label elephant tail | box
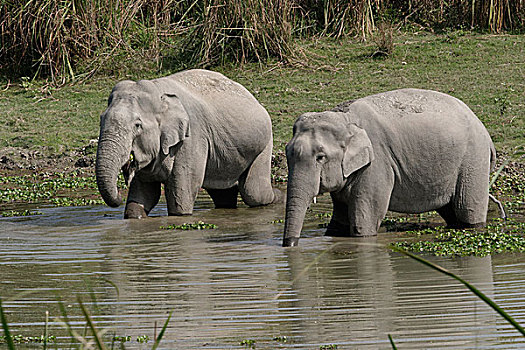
[489,141,497,172]
[488,141,507,220]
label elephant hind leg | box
[440,165,490,228]
[438,202,487,228]
[437,202,459,227]
[238,139,278,207]
[206,186,239,208]
[450,163,490,227]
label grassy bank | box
[1,32,524,154]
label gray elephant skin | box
[283,88,497,247]
[96,69,279,218]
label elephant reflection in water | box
[277,239,497,347]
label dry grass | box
[0,0,523,84]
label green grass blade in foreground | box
[0,298,16,350]
[78,297,108,350]
[152,311,173,350]
[391,246,525,337]
[388,334,397,349]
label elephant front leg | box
[125,180,161,219]
[165,161,205,216]
[347,175,393,237]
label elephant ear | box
[159,93,190,155]
[342,124,374,177]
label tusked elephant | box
[283,88,503,247]
[96,69,280,219]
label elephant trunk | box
[283,166,320,247]
[96,136,128,207]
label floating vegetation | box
[137,335,150,343]
[271,219,284,224]
[320,344,338,350]
[240,339,256,348]
[160,221,217,230]
[113,335,131,342]
[0,171,109,207]
[1,210,42,217]
[113,335,149,344]
[0,334,55,344]
[273,335,288,342]
[392,220,525,256]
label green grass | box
[0,32,523,155]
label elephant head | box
[282,112,374,246]
[96,79,190,207]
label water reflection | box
[0,192,524,349]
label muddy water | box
[1,193,525,349]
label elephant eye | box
[134,121,142,130]
[316,153,326,162]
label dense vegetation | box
[1,0,524,83]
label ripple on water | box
[1,193,525,349]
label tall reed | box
[1,0,523,83]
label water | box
[1,193,525,349]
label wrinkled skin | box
[96,69,279,218]
[283,88,497,247]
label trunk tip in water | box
[282,236,299,247]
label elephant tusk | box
[313,196,317,204]
[122,153,138,187]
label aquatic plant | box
[240,338,256,348]
[137,334,150,343]
[320,344,338,350]
[160,221,217,230]
[1,210,42,217]
[112,335,131,342]
[392,220,525,256]
[0,171,108,208]
[273,335,288,342]
[0,334,56,344]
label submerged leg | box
[325,194,350,236]
[125,180,161,219]
[206,186,239,208]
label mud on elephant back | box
[282,88,506,247]
[95,69,281,219]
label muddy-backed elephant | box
[96,69,280,218]
[283,88,500,246]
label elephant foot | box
[124,202,148,219]
[325,220,351,237]
[349,224,378,237]
[271,188,284,204]
[168,211,193,216]
[446,221,486,229]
